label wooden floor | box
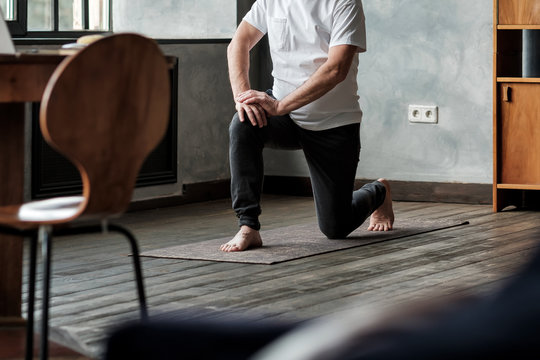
[11,195,540,358]
[0,328,90,360]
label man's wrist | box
[275,101,289,116]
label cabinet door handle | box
[503,85,512,102]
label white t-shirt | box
[243,0,366,131]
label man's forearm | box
[227,21,267,127]
[236,60,347,117]
[277,62,347,114]
[227,41,251,98]
[236,44,358,116]
[227,21,264,99]
[277,45,357,114]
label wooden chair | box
[0,33,170,360]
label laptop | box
[0,7,16,54]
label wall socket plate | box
[408,105,438,124]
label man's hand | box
[236,101,267,128]
[236,90,284,118]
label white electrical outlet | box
[408,105,438,124]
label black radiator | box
[31,57,179,199]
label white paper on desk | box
[0,8,16,55]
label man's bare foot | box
[368,178,395,231]
[220,225,263,252]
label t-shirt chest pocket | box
[268,17,288,51]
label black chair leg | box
[52,223,149,322]
[39,226,52,360]
[109,224,148,322]
[25,234,38,360]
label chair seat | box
[0,196,84,228]
[19,196,85,222]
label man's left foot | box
[220,226,263,252]
[368,178,395,231]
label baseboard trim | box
[263,176,493,205]
[128,179,231,212]
[128,176,492,211]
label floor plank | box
[0,327,90,360]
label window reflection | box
[28,0,52,30]
[1,0,16,20]
[59,0,82,30]
[26,0,109,31]
[89,0,108,30]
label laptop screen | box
[0,8,16,55]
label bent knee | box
[319,224,349,240]
[229,113,241,134]
[229,112,256,139]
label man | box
[221,0,394,252]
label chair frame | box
[0,222,148,360]
[0,32,170,360]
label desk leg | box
[0,103,25,325]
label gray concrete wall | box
[264,0,493,185]
[111,1,238,201]
[112,0,236,39]
[134,42,234,201]
[22,0,493,203]
[142,0,495,204]
[164,43,234,185]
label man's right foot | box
[368,178,395,232]
[220,225,263,252]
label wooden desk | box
[0,53,65,324]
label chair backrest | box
[40,33,170,218]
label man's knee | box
[318,221,349,240]
[229,112,255,140]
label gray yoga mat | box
[140,218,469,265]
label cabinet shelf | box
[497,184,540,190]
[497,77,540,83]
[498,25,540,30]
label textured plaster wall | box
[126,0,494,203]
[112,0,236,39]
[166,44,234,185]
[112,3,237,200]
[134,43,234,201]
[265,0,493,184]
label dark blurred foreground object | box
[105,316,297,360]
[106,246,540,360]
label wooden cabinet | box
[499,83,540,184]
[494,0,540,211]
[498,0,540,25]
